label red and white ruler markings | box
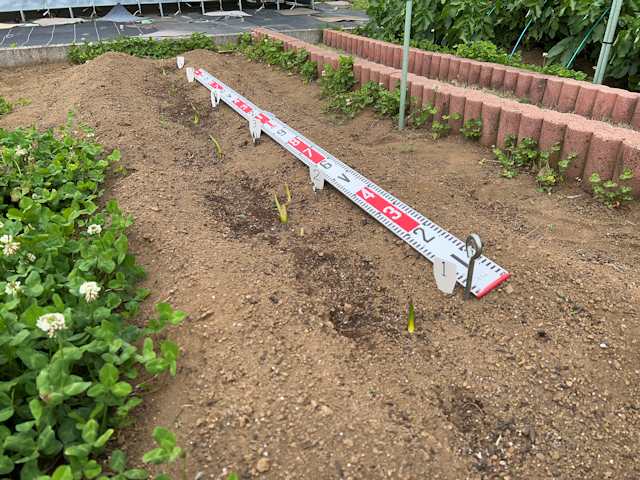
[194,69,510,297]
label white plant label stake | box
[433,257,457,294]
[186,67,195,83]
[249,117,261,144]
[191,69,511,297]
[310,166,324,190]
[177,56,185,69]
[211,89,220,110]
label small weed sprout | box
[275,195,288,223]
[192,105,199,124]
[460,117,483,139]
[590,169,634,206]
[286,184,292,203]
[162,59,167,76]
[171,86,177,94]
[432,112,460,140]
[160,112,167,127]
[407,300,415,333]
[209,135,224,158]
[409,100,436,128]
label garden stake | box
[464,234,483,301]
[398,0,413,131]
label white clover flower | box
[1,235,20,255]
[5,281,22,295]
[86,133,95,138]
[346,98,352,106]
[542,52,549,58]
[24,252,36,263]
[321,70,326,77]
[32,193,37,199]
[79,281,101,302]
[87,224,102,235]
[431,29,435,33]
[15,147,26,156]
[36,313,67,338]
[433,84,440,93]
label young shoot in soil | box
[209,135,224,158]
[275,195,288,223]
[286,184,292,203]
[407,300,415,333]
[192,105,199,124]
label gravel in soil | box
[1,50,640,480]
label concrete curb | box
[253,27,640,195]
[0,28,327,68]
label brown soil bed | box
[1,50,640,480]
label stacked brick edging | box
[325,30,640,130]
[251,28,640,195]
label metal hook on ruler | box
[464,234,483,301]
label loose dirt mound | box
[2,50,640,479]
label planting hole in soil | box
[1,48,639,479]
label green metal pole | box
[593,0,623,85]
[398,0,413,131]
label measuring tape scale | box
[194,69,510,297]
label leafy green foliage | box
[460,117,483,139]
[67,32,217,64]
[0,113,185,479]
[0,97,13,115]
[319,56,358,98]
[236,35,317,83]
[493,135,574,194]
[432,112,460,139]
[323,80,403,120]
[408,98,436,128]
[590,169,635,205]
[362,0,640,84]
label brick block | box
[408,48,417,73]
[557,79,581,113]
[514,72,534,99]
[362,39,370,60]
[410,78,428,112]
[330,56,340,72]
[611,92,637,125]
[413,51,425,76]
[496,104,523,149]
[528,74,547,105]
[353,60,364,90]
[490,66,506,90]
[369,66,381,85]
[378,67,394,90]
[430,54,442,80]
[468,61,482,86]
[421,52,433,78]
[562,121,593,180]
[457,59,472,84]
[434,89,451,123]
[517,105,545,144]
[448,58,461,83]
[380,44,390,66]
[438,55,451,81]
[340,33,349,51]
[347,35,355,54]
[583,130,623,182]
[479,99,503,147]
[372,42,382,63]
[359,62,371,86]
[479,64,494,89]
[448,91,466,132]
[574,84,598,118]
[614,138,640,194]
[463,97,483,128]
[591,87,618,121]
[356,37,365,57]
[421,83,438,110]
[389,71,403,92]
[539,112,567,166]
[322,29,330,45]
[503,68,519,93]
[632,96,640,129]
[541,78,564,109]
[393,46,403,69]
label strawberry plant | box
[590,169,635,206]
[460,117,483,139]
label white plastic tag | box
[186,67,194,83]
[249,117,261,143]
[310,166,324,190]
[211,89,220,108]
[433,257,457,294]
[177,56,184,69]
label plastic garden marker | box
[310,166,324,203]
[433,257,457,294]
[177,56,184,69]
[186,67,195,83]
[464,234,483,301]
[192,69,511,297]
[249,117,261,144]
[211,90,220,110]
